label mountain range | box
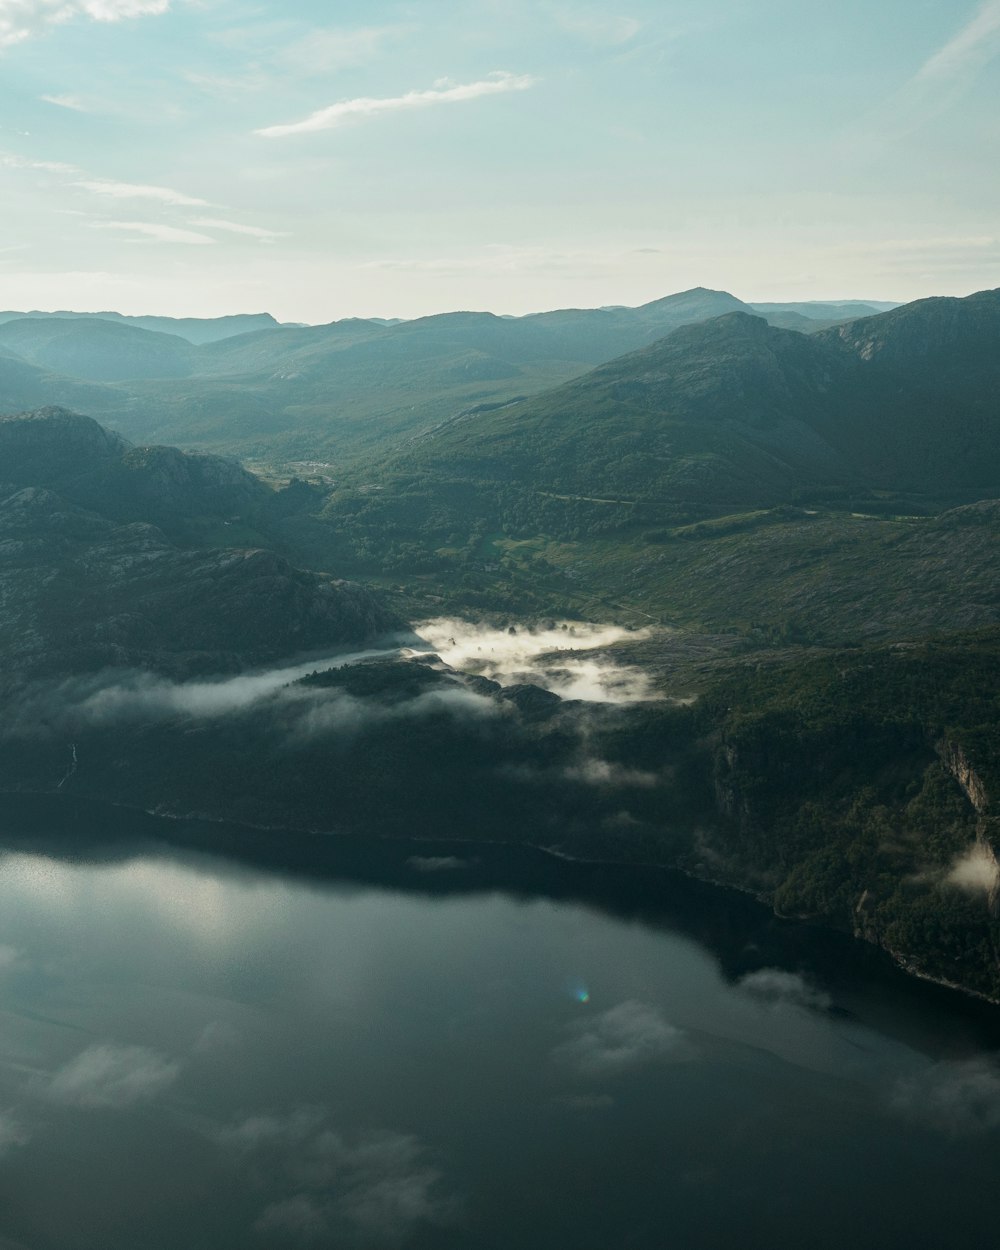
[0,289,892,464]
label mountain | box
[0,316,196,382]
[375,288,1000,507]
[0,409,393,684]
[0,406,269,535]
[0,310,280,344]
[0,343,126,417]
[750,300,896,319]
[98,288,759,459]
[298,290,1000,639]
[0,288,870,466]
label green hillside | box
[0,317,196,381]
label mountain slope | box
[0,317,196,381]
[380,288,1000,506]
[0,409,393,684]
[0,407,270,535]
[0,346,126,418]
[298,290,1000,635]
[0,310,280,344]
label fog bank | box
[414,619,656,703]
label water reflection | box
[1,793,1000,1249]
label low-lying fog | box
[7,619,659,738]
[413,618,656,704]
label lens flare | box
[565,977,590,1004]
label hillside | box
[300,290,998,592]
[0,344,126,417]
[390,289,1000,504]
[0,409,393,685]
[0,317,196,381]
[0,310,280,344]
[0,406,273,538]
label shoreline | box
[1,785,998,1013]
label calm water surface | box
[1,796,1000,1250]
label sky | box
[0,0,998,322]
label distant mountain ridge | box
[0,317,196,381]
[0,310,280,344]
[0,289,893,464]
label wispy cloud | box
[552,1000,689,1077]
[40,93,91,112]
[551,6,641,46]
[73,178,209,206]
[871,1,1000,139]
[188,216,287,240]
[0,151,80,174]
[0,0,170,49]
[0,1113,28,1155]
[90,220,216,245]
[43,1042,180,1110]
[892,1056,1000,1135]
[256,71,537,139]
[736,968,831,1012]
[277,23,410,77]
[217,1108,459,1246]
[914,0,1000,85]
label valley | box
[1,288,999,1007]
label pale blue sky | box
[1,0,998,320]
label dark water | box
[1,796,1000,1250]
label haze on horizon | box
[1,0,998,323]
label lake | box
[1,794,999,1249]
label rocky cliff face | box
[938,739,991,815]
[937,738,1000,917]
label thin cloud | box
[90,220,216,245]
[256,71,537,139]
[217,1109,459,1246]
[40,93,91,111]
[0,945,23,973]
[188,216,287,240]
[0,0,170,49]
[892,1057,1000,1135]
[871,1,1000,139]
[43,1042,181,1110]
[0,151,80,173]
[553,1000,688,1077]
[277,23,410,77]
[73,178,209,206]
[737,968,832,1012]
[915,0,1000,84]
[0,1113,28,1155]
[551,6,641,46]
